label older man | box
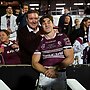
[17,10,42,90]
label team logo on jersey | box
[58,41,62,46]
[41,44,45,49]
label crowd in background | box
[0,3,90,65]
[0,2,90,90]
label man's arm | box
[32,53,47,74]
[58,48,74,69]
[16,13,24,25]
[32,53,58,78]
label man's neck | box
[27,25,39,33]
[6,12,13,16]
[44,30,56,39]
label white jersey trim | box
[34,52,41,54]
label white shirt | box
[1,14,18,40]
[27,25,39,33]
[73,37,89,64]
[88,26,90,42]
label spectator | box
[32,14,74,90]
[1,5,18,41]
[59,15,72,42]
[73,37,90,64]
[17,10,42,90]
[16,3,29,29]
[80,17,90,41]
[80,17,90,64]
[70,19,81,45]
[73,19,80,30]
[14,7,20,16]
[73,17,90,64]
[0,30,21,64]
[0,44,5,64]
[58,8,72,32]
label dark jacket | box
[58,14,72,30]
[16,13,27,29]
[17,25,42,64]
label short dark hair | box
[6,5,13,9]
[0,30,10,36]
[40,14,53,25]
[22,3,29,8]
[26,10,39,18]
[80,17,90,27]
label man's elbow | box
[70,56,74,65]
[32,62,35,68]
[32,61,38,70]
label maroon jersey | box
[0,41,21,64]
[34,33,72,66]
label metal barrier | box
[67,79,86,90]
[0,64,90,90]
[67,64,90,90]
[0,79,11,90]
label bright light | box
[29,4,39,6]
[74,3,83,5]
[36,8,39,9]
[87,3,90,5]
[56,7,64,9]
[56,3,66,6]
[30,8,35,10]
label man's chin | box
[30,26,37,30]
[44,31,50,34]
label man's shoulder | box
[18,25,27,32]
[56,33,68,40]
[1,14,6,18]
[57,33,65,37]
[10,14,17,19]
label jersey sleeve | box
[61,33,72,49]
[33,38,43,55]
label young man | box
[1,5,18,40]
[32,15,74,90]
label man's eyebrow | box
[42,19,50,22]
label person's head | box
[15,8,20,15]
[74,19,80,25]
[40,14,54,34]
[22,3,29,14]
[0,30,10,43]
[64,8,70,14]
[81,17,90,28]
[26,10,39,30]
[64,15,70,24]
[6,5,13,15]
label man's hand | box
[11,44,19,49]
[0,47,4,53]
[44,68,58,78]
